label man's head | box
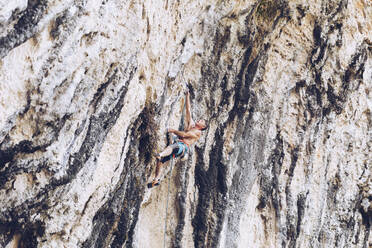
[195,120,207,131]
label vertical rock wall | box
[0,0,371,247]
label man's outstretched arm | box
[168,128,196,139]
[185,91,194,130]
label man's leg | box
[157,143,177,159]
[152,160,163,185]
[152,144,179,186]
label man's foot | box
[147,178,160,188]
[152,178,160,187]
[155,153,161,160]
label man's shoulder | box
[188,127,200,132]
[184,128,200,137]
[190,128,202,136]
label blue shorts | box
[160,142,188,163]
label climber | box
[149,90,207,187]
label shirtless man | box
[150,91,207,187]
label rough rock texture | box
[0,0,371,247]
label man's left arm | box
[185,91,195,130]
[168,128,197,139]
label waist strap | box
[176,141,188,156]
[179,140,189,148]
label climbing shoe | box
[155,153,161,160]
[147,179,160,188]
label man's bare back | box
[168,126,202,146]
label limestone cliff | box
[0,0,371,247]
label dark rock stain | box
[0,140,49,188]
[192,125,228,248]
[192,18,265,246]
[18,221,45,248]
[0,0,48,58]
[50,10,69,39]
[82,100,158,247]
[137,104,159,164]
[0,214,45,248]
[191,2,290,246]
[173,159,190,248]
[257,133,284,242]
[296,5,307,22]
[211,25,231,65]
[355,188,371,248]
[285,147,300,247]
[296,193,307,240]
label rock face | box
[0,0,371,247]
